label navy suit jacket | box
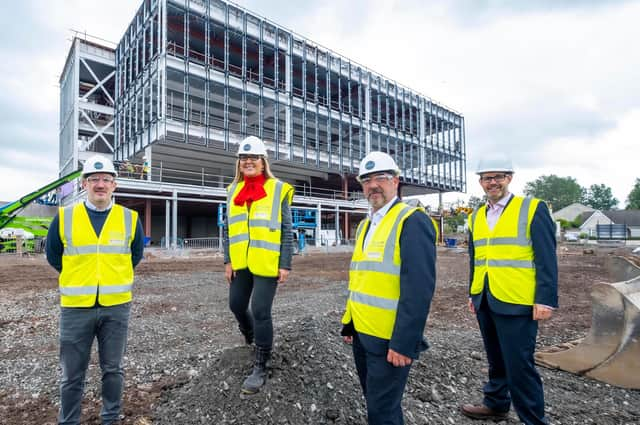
[468,197,558,315]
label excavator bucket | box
[535,255,640,389]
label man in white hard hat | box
[341,151,437,425]
[46,154,145,425]
[460,155,558,425]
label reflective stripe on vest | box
[59,283,133,296]
[474,259,535,268]
[349,290,399,311]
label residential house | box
[552,203,594,222]
[579,210,640,238]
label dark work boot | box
[241,346,270,394]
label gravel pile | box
[152,311,640,425]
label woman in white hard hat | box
[222,135,294,394]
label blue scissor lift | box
[291,209,318,254]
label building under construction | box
[58,0,466,248]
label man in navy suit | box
[460,156,558,425]
[341,151,437,425]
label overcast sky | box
[1,0,638,209]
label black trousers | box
[228,268,278,349]
[476,295,548,425]
[352,332,411,425]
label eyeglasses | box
[239,154,261,161]
[479,174,509,183]
[358,174,394,185]
[86,176,115,184]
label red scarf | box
[234,174,267,207]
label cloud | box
[1,0,639,210]
[0,0,139,201]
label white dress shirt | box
[363,196,398,249]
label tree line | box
[463,176,640,211]
[522,175,640,211]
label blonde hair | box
[232,155,276,183]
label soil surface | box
[1,246,639,424]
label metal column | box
[335,204,340,246]
[145,199,152,237]
[315,203,322,247]
[165,199,170,248]
[171,189,178,248]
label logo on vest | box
[108,231,125,245]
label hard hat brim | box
[476,169,514,175]
[358,169,400,179]
[82,171,118,177]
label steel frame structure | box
[58,0,466,246]
[113,0,466,195]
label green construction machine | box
[0,170,81,253]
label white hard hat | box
[476,155,514,175]
[82,155,117,177]
[238,136,268,157]
[358,151,400,178]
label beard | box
[367,189,388,208]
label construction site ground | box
[1,245,639,425]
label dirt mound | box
[154,313,366,424]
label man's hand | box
[468,298,475,314]
[533,304,553,321]
[387,349,412,367]
[343,336,353,344]
[224,263,235,284]
[277,268,289,284]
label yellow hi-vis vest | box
[468,196,540,306]
[226,178,294,277]
[59,203,137,307]
[342,202,423,340]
